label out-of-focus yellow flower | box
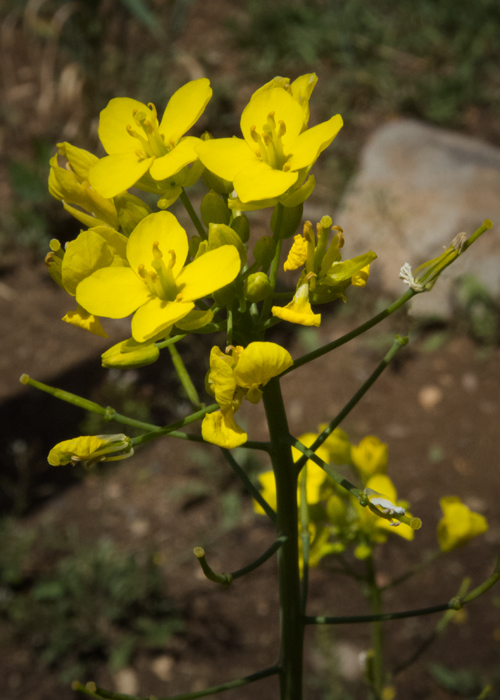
[203,342,293,449]
[89,79,212,198]
[195,77,342,204]
[351,264,371,288]
[351,436,388,482]
[317,425,352,465]
[271,280,321,327]
[437,496,488,552]
[76,212,240,342]
[48,434,133,466]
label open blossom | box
[195,77,342,204]
[89,79,212,198]
[76,211,240,342]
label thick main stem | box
[262,377,303,700]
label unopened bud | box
[208,223,246,266]
[200,191,230,227]
[114,193,152,235]
[102,339,159,368]
[253,236,276,267]
[271,203,304,239]
[230,215,250,243]
[243,272,272,302]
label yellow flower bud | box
[101,338,160,368]
[243,272,271,302]
[48,434,133,466]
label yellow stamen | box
[138,264,157,295]
[152,241,162,259]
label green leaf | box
[322,251,377,287]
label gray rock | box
[335,119,500,318]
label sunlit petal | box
[89,153,154,198]
[286,115,343,171]
[195,138,258,182]
[126,211,188,278]
[132,297,194,342]
[241,88,303,148]
[150,137,201,180]
[159,78,212,142]
[98,98,153,154]
[234,161,297,203]
[176,245,240,300]
[77,267,149,318]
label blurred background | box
[1,0,500,698]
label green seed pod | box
[114,193,152,236]
[102,339,159,369]
[208,223,246,266]
[230,214,250,243]
[200,191,230,227]
[243,272,272,302]
[271,202,303,239]
[253,236,276,267]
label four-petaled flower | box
[76,211,240,342]
[195,85,342,203]
[89,79,212,198]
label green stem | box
[260,202,284,323]
[287,436,364,502]
[366,554,384,697]
[156,334,188,349]
[193,536,287,586]
[73,665,281,700]
[220,448,276,524]
[304,604,451,625]
[281,289,415,376]
[295,335,408,472]
[381,550,441,590]
[168,343,202,409]
[299,464,310,614]
[180,188,207,240]
[262,377,303,700]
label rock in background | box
[335,119,500,318]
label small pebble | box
[418,385,443,409]
[151,655,174,682]
[114,668,138,695]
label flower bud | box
[102,338,159,368]
[271,202,303,239]
[230,215,250,243]
[57,142,98,181]
[48,434,133,466]
[208,223,246,266]
[212,283,237,307]
[114,193,152,235]
[200,191,230,227]
[243,272,272,302]
[253,236,276,267]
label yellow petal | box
[91,226,128,264]
[77,267,150,318]
[126,211,188,278]
[62,230,114,296]
[290,73,318,129]
[98,97,153,154]
[195,137,258,182]
[201,410,247,449]
[366,474,397,503]
[149,137,201,180]
[131,297,194,342]
[62,305,108,337]
[271,282,321,327]
[234,161,298,203]
[233,342,293,389]
[240,87,303,148]
[175,309,214,331]
[351,436,388,481]
[286,115,343,172]
[208,347,237,409]
[159,78,212,143]
[284,234,308,271]
[176,245,240,301]
[89,153,154,199]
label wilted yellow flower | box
[271,281,321,327]
[437,496,488,552]
[203,342,293,449]
[48,434,133,466]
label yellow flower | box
[46,226,130,337]
[437,496,488,552]
[48,434,133,466]
[89,79,212,198]
[202,342,293,449]
[317,425,351,465]
[351,436,388,482]
[271,280,321,327]
[195,78,342,204]
[76,211,240,342]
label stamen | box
[147,103,158,121]
[168,249,176,269]
[277,120,286,137]
[137,264,157,295]
[283,163,291,172]
[250,126,268,163]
